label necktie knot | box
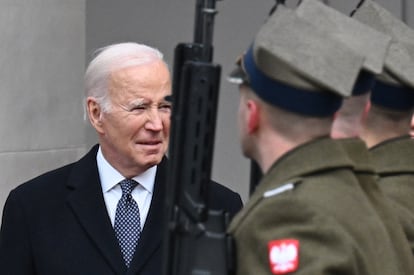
[119,179,138,195]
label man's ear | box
[246,99,260,134]
[86,97,104,134]
[410,114,414,139]
[361,99,371,123]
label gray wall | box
[1,0,413,218]
[0,0,86,218]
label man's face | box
[411,115,414,138]
[97,60,171,177]
[238,84,254,158]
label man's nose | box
[145,109,163,131]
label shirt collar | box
[97,146,156,194]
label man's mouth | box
[140,140,162,145]
[136,140,163,149]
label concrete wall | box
[1,0,413,219]
[0,0,86,217]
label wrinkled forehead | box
[111,59,169,79]
[110,60,169,85]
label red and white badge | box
[268,239,299,274]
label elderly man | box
[0,42,242,275]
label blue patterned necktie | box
[114,179,141,268]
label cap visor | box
[227,66,247,84]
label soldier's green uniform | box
[339,138,414,274]
[298,7,413,271]
[228,138,396,274]
[370,136,414,255]
[352,0,414,263]
[227,2,405,274]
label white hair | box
[84,42,165,114]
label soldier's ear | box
[247,99,260,134]
[361,99,371,123]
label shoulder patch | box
[268,239,299,274]
[263,183,295,198]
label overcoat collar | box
[65,145,167,274]
[66,145,126,274]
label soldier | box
[226,4,399,275]
[352,0,414,258]
[296,1,414,274]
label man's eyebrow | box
[129,98,147,106]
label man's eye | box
[159,104,172,110]
[131,105,146,111]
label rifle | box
[162,0,235,275]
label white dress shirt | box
[96,146,156,228]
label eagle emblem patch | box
[268,239,299,274]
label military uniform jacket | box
[228,137,394,275]
[370,136,414,258]
[339,138,414,274]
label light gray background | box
[1,0,413,219]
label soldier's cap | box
[228,5,365,117]
[352,0,414,110]
[296,0,391,96]
[370,77,414,111]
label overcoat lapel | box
[128,157,168,274]
[66,145,127,275]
